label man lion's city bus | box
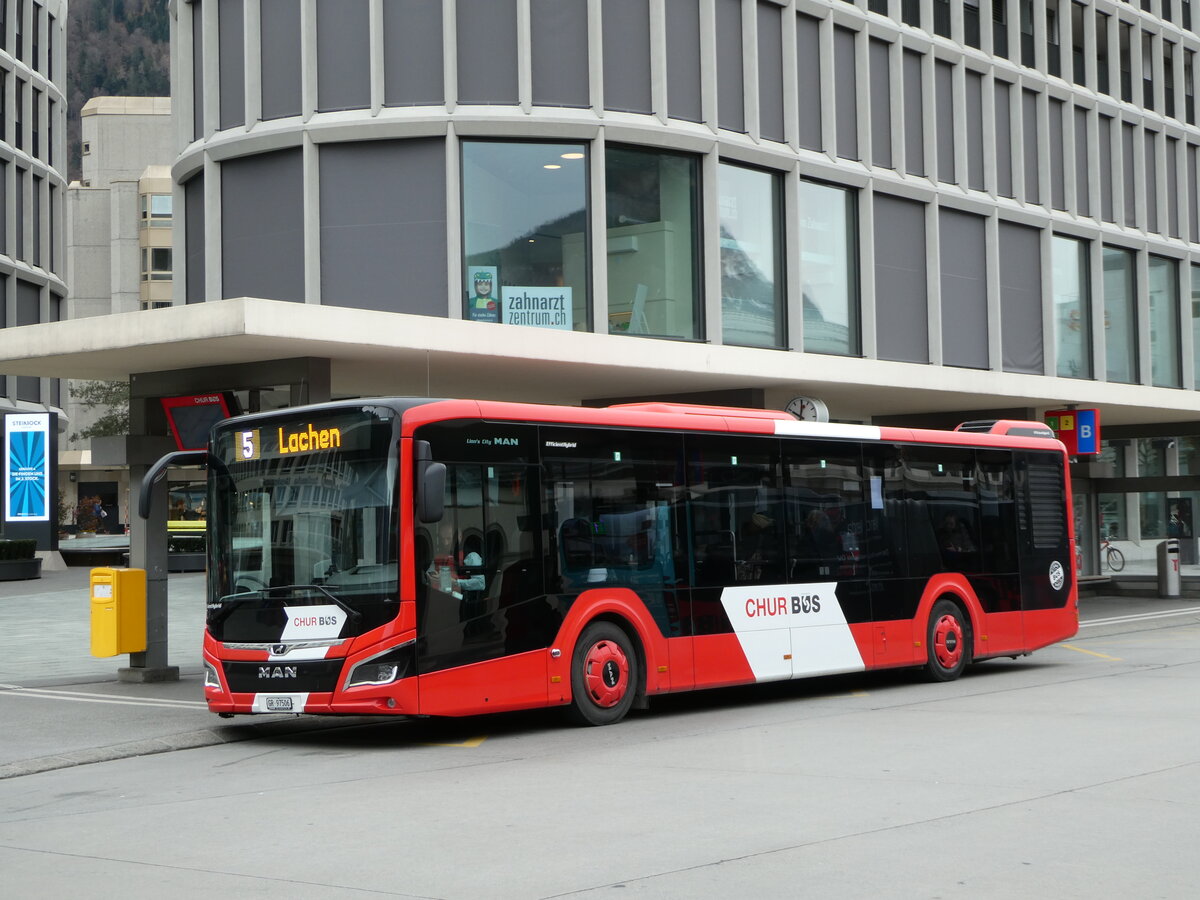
[141,399,1078,726]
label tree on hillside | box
[67,0,171,178]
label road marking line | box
[420,736,488,748]
[1059,643,1123,661]
[0,684,205,709]
[1081,607,1200,628]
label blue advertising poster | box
[5,413,50,522]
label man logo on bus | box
[258,666,298,679]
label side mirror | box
[415,441,445,523]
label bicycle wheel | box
[1107,547,1125,572]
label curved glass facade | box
[173,0,1200,396]
[0,0,67,413]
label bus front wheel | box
[925,599,971,682]
[568,622,638,726]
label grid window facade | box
[167,0,1200,392]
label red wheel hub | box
[582,639,629,708]
[933,614,964,669]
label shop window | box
[605,146,702,340]
[461,141,589,332]
[718,162,784,349]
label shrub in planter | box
[0,539,41,580]
[0,539,37,561]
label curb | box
[0,715,381,780]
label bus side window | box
[687,434,784,586]
[784,442,865,583]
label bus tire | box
[925,599,971,682]
[568,622,638,726]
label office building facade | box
[0,0,66,419]
[162,0,1200,567]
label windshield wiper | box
[211,584,364,628]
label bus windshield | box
[208,407,400,642]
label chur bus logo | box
[258,665,298,679]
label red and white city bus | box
[142,399,1078,725]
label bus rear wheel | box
[568,622,638,726]
[925,599,971,682]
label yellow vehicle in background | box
[168,482,207,556]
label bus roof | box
[387,398,1067,454]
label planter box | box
[0,558,42,581]
[168,552,206,573]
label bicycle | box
[1101,538,1125,572]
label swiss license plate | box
[264,696,294,712]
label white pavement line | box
[1079,607,1200,628]
[0,684,205,709]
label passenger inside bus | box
[938,512,975,553]
[792,508,840,580]
[425,520,487,598]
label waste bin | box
[1157,539,1181,599]
[90,567,147,657]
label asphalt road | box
[0,586,1197,898]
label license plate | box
[264,696,294,712]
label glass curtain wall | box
[799,179,859,355]
[1149,255,1181,387]
[605,147,702,340]
[1052,235,1091,378]
[1097,440,1127,542]
[718,163,784,348]
[461,142,589,331]
[1103,246,1137,383]
[1193,263,1200,387]
[1138,438,1168,538]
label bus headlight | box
[204,662,222,689]
[345,642,415,688]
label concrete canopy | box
[3,297,1198,425]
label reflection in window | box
[1179,437,1200,475]
[461,141,589,332]
[1096,11,1110,95]
[1149,255,1181,387]
[1192,263,1200,387]
[800,179,859,356]
[718,163,784,348]
[964,0,981,49]
[1103,246,1137,384]
[1098,492,1126,539]
[1137,437,1167,477]
[1052,235,1090,378]
[140,193,173,228]
[141,247,173,281]
[605,147,701,340]
[691,436,786,587]
[994,0,1009,59]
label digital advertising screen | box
[4,413,51,522]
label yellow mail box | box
[90,567,147,657]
